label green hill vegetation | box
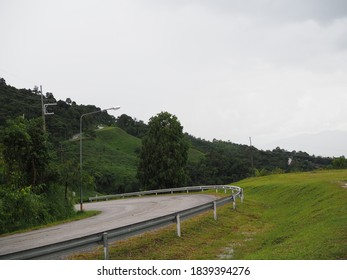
[1,78,346,235]
[62,127,141,195]
[71,170,347,260]
[0,78,115,143]
[1,78,338,194]
[61,126,209,196]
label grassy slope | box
[71,170,347,260]
[65,126,204,183]
[236,170,347,259]
[83,127,141,178]
[188,147,205,164]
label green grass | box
[83,127,141,176]
[70,170,347,260]
[188,147,205,163]
[236,170,347,259]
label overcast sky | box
[1,0,347,157]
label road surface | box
[0,194,216,255]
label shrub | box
[0,184,75,234]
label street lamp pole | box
[79,106,120,211]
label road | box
[0,194,216,256]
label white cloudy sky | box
[1,0,347,157]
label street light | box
[79,106,121,211]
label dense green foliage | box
[0,79,115,143]
[0,112,75,234]
[115,114,148,138]
[185,136,333,185]
[137,112,189,190]
[332,156,347,169]
[2,117,49,188]
[0,184,75,234]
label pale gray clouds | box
[1,0,347,156]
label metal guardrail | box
[0,185,243,260]
[88,185,243,201]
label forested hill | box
[0,78,340,235]
[0,78,336,191]
[0,78,114,142]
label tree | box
[137,112,189,190]
[332,156,347,169]
[2,117,49,189]
[0,77,6,86]
[116,114,148,138]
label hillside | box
[0,79,115,142]
[62,127,141,195]
[71,170,347,260]
[0,79,339,195]
[61,126,205,196]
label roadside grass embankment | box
[70,170,347,260]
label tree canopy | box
[2,117,49,189]
[0,81,115,143]
[137,112,189,190]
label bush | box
[42,184,75,220]
[332,156,347,169]
[0,184,75,234]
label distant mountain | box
[268,131,347,157]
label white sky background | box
[1,0,347,157]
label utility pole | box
[249,137,254,173]
[40,85,46,132]
[40,85,57,133]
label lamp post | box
[79,106,121,211]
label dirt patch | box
[218,232,257,259]
[217,246,235,259]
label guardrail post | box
[103,232,109,260]
[232,195,236,210]
[176,214,181,237]
[213,201,217,220]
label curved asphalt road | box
[0,194,216,255]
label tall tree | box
[2,117,49,189]
[137,112,189,190]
